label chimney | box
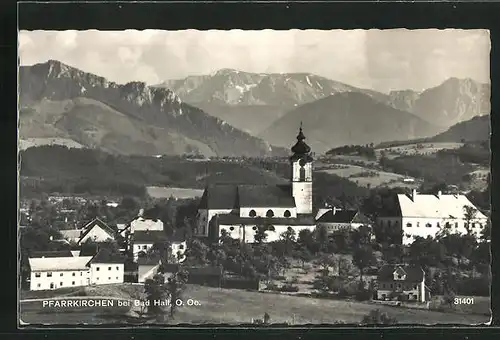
[138,208,144,217]
[412,189,417,201]
[437,191,442,199]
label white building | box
[28,249,125,291]
[375,264,430,303]
[29,256,93,291]
[77,218,117,245]
[131,230,187,262]
[195,126,316,243]
[119,210,164,237]
[376,189,488,245]
[316,207,373,234]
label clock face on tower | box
[299,158,306,167]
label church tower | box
[290,123,313,215]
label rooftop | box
[29,256,93,272]
[377,264,424,283]
[132,230,167,243]
[30,250,73,258]
[88,249,126,264]
[217,214,315,226]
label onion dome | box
[290,123,313,162]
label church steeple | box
[290,122,313,162]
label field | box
[317,164,419,189]
[19,283,490,325]
[146,186,204,199]
[376,142,464,160]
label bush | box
[265,282,280,291]
[280,284,299,292]
[355,288,373,301]
[361,309,398,325]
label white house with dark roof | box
[376,189,488,245]
[195,126,316,243]
[375,264,430,303]
[118,209,164,238]
[87,249,125,285]
[316,208,373,234]
[62,217,116,245]
[131,230,187,262]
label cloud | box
[18,29,490,91]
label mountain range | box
[19,60,490,157]
[19,60,286,158]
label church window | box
[406,223,412,228]
[267,225,275,232]
[426,223,432,228]
[284,210,291,218]
[249,210,256,217]
[252,226,257,231]
[445,222,451,229]
[287,227,293,232]
[229,227,235,231]
[299,166,306,181]
[266,210,274,218]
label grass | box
[19,282,490,325]
[376,142,464,159]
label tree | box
[352,245,376,284]
[297,228,316,252]
[279,228,296,256]
[254,225,268,244]
[361,309,397,325]
[315,225,329,252]
[187,239,209,265]
[463,205,478,235]
[315,253,336,272]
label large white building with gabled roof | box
[376,189,488,245]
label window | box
[387,221,392,227]
[455,222,459,228]
[108,267,112,271]
[252,226,257,231]
[299,167,306,181]
[96,267,100,271]
[72,281,75,285]
[80,272,83,276]
[60,273,64,277]
[284,210,291,218]
[426,223,432,228]
[35,272,41,278]
[414,294,418,300]
[60,282,63,286]
[480,224,483,229]
[97,277,99,280]
[267,225,275,232]
[116,277,119,280]
[436,222,440,228]
[37,284,41,288]
[142,245,147,250]
[406,223,412,228]
[472,223,476,228]
[108,277,111,280]
[179,244,184,250]
[249,210,256,217]
[445,222,451,229]
[72,272,76,277]
[229,226,235,231]
[47,272,52,277]
[266,210,274,218]
[382,283,386,289]
[416,222,420,227]
[390,284,393,289]
[116,266,119,270]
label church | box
[194,125,317,243]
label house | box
[30,250,73,258]
[376,189,488,245]
[28,249,125,291]
[87,249,125,285]
[375,264,430,303]
[316,207,373,234]
[137,255,162,283]
[126,209,164,235]
[131,230,187,262]
[77,218,117,245]
[59,229,82,244]
[195,126,316,243]
[28,256,93,291]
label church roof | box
[238,184,295,208]
[316,209,372,224]
[199,184,296,210]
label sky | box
[18,29,490,93]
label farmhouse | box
[375,264,430,303]
[87,249,125,285]
[195,126,316,243]
[119,210,164,237]
[75,217,117,245]
[131,230,187,262]
[376,189,488,245]
[316,207,373,234]
[59,229,83,244]
[28,249,125,291]
[28,256,93,291]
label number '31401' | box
[454,297,475,305]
